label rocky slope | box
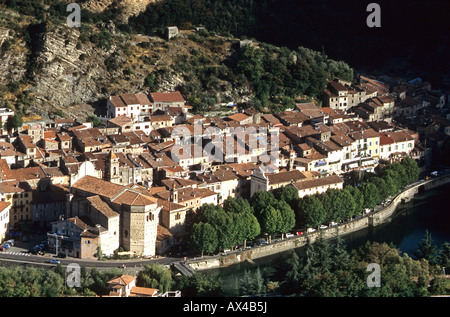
[0,7,248,120]
[75,0,157,22]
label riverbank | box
[186,173,450,272]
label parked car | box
[5,240,14,246]
[255,239,269,246]
[49,259,60,264]
[1,243,11,249]
[285,233,295,238]
[307,228,316,233]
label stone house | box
[67,175,161,257]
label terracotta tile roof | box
[72,176,124,199]
[292,175,343,190]
[161,178,197,189]
[380,133,394,146]
[157,198,186,212]
[157,224,173,242]
[387,130,414,143]
[227,113,251,122]
[150,91,185,103]
[109,96,127,108]
[134,93,152,105]
[328,81,348,92]
[108,116,133,127]
[56,132,71,141]
[108,275,136,286]
[130,286,159,297]
[86,195,119,218]
[112,190,158,206]
[348,128,379,140]
[120,94,140,105]
[266,170,307,185]
[68,216,92,231]
[0,201,10,212]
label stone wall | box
[188,174,450,272]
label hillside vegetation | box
[0,0,353,120]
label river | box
[203,182,450,296]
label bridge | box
[171,261,195,277]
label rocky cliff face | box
[0,10,249,120]
[30,24,110,117]
[78,0,157,22]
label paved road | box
[0,251,180,272]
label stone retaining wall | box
[188,174,450,272]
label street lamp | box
[47,232,65,256]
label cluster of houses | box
[0,73,448,260]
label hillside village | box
[0,74,449,260]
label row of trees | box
[190,198,261,256]
[189,158,421,255]
[275,233,450,297]
[220,231,450,297]
[190,193,297,256]
[0,234,448,297]
[297,157,421,229]
[0,262,223,297]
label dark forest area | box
[129,0,450,89]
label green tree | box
[275,200,296,238]
[429,277,448,295]
[282,250,301,293]
[344,185,363,216]
[137,264,174,294]
[250,190,277,219]
[359,182,380,209]
[177,273,223,297]
[6,113,23,132]
[144,73,157,91]
[86,115,101,127]
[401,156,420,183]
[237,268,265,296]
[237,46,264,84]
[189,222,218,256]
[383,174,398,197]
[199,204,238,251]
[414,230,438,265]
[237,209,261,248]
[298,195,325,228]
[89,267,122,296]
[314,231,333,274]
[330,232,350,272]
[437,241,450,269]
[370,177,389,203]
[259,205,282,242]
[338,189,357,221]
[273,185,299,209]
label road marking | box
[1,252,31,256]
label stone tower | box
[105,151,120,184]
